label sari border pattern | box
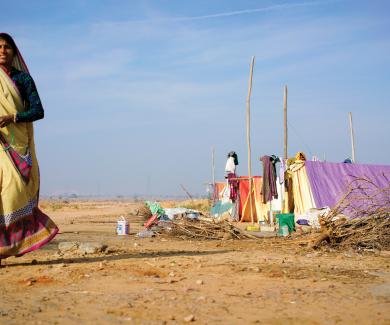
[0,198,37,227]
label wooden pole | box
[212,147,215,186]
[211,147,216,202]
[246,56,255,225]
[281,86,288,215]
[348,112,356,162]
[180,184,193,201]
[283,85,288,160]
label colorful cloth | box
[239,176,269,222]
[145,201,165,216]
[0,132,32,182]
[260,155,280,203]
[0,36,58,259]
[290,162,316,216]
[227,173,239,201]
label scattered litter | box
[116,216,129,235]
[164,208,200,220]
[184,314,195,322]
[136,230,155,238]
[146,201,166,217]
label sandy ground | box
[0,200,389,325]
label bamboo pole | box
[211,147,216,203]
[348,112,356,162]
[212,147,215,186]
[246,56,255,225]
[283,85,288,160]
[180,184,193,201]
[281,85,288,215]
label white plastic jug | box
[116,216,129,235]
[281,225,289,237]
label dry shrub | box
[314,175,390,250]
[160,217,256,240]
[174,199,211,214]
[134,203,152,220]
[159,199,212,214]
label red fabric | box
[227,173,239,201]
[238,176,263,222]
[0,208,58,259]
[144,214,158,229]
[0,133,32,182]
[238,178,249,217]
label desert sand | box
[0,200,389,325]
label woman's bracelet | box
[13,113,17,123]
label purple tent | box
[305,161,390,215]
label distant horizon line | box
[40,193,208,200]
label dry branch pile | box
[313,176,390,250]
[134,204,152,220]
[161,218,255,240]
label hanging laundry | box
[260,155,280,203]
[224,151,239,177]
[225,157,236,175]
[224,151,239,202]
[227,173,239,202]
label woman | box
[0,33,58,266]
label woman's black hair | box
[0,33,17,53]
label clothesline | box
[225,177,256,181]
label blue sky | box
[3,0,390,197]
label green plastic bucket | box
[276,213,295,235]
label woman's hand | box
[0,115,14,128]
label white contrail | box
[169,1,333,22]
[96,0,336,28]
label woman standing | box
[0,33,58,266]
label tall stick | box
[180,184,193,201]
[348,112,356,162]
[283,86,288,160]
[246,56,255,224]
[279,86,288,214]
[212,147,215,186]
[211,147,216,202]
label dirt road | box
[0,200,389,325]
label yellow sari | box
[0,65,58,259]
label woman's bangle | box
[13,113,17,123]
